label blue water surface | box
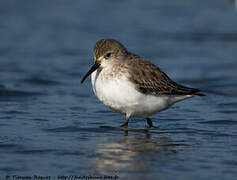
[0,0,237,180]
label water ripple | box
[42,126,106,133]
[15,149,56,154]
[22,77,62,86]
[199,120,237,125]
[0,88,42,97]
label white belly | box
[91,69,192,117]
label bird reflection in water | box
[92,134,189,179]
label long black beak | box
[81,61,100,83]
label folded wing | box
[127,55,204,96]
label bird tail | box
[192,92,206,96]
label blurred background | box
[0,0,237,179]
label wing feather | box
[126,54,202,95]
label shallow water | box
[0,0,237,180]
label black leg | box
[120,121,128,127]
[146,117,154,128]
[120,114,130,127]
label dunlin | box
[81,39,204,127]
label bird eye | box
[104,52,112,59]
